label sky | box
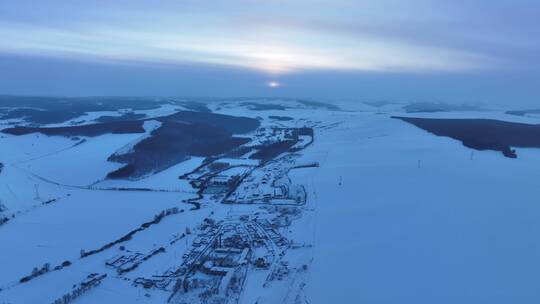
[0,0,539,106]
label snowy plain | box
[291,110,540,304]
[1,99,540,303]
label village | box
[127,126,316,303]
[0,122,317,304]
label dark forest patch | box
[0,108,83,125]
[269,116,294,121]
[159,111,260,134]
[506,109,540,116]
[0,95,165,124]
[176,101,212,113]
[394,116,540,158]
[297,100,341,111]
[250,140,298,161]
[250,127,314,161]
[107,122,250,178]
[403,102,483,113]
[95,112,147,123]
[240,102,288,111]
[3,110,260,179]
[2,111,259,137]
[2,121,146,137]
[363,101,400,108]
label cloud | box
[3,0,537,74]
[0,22,496,75]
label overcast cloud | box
[0,0,539,106]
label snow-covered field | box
[290,110,540,304]
[1,99,539,303]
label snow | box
[2,101,540,303]
[290,112,540,304]
[15,133,142,186]
[95,157,204,191]
[112,120,162,157]
[0,189,191,283]
[47,103,180,127]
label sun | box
[267,81,281,88]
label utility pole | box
[34,184,40,201]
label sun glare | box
[267,81,280,88]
